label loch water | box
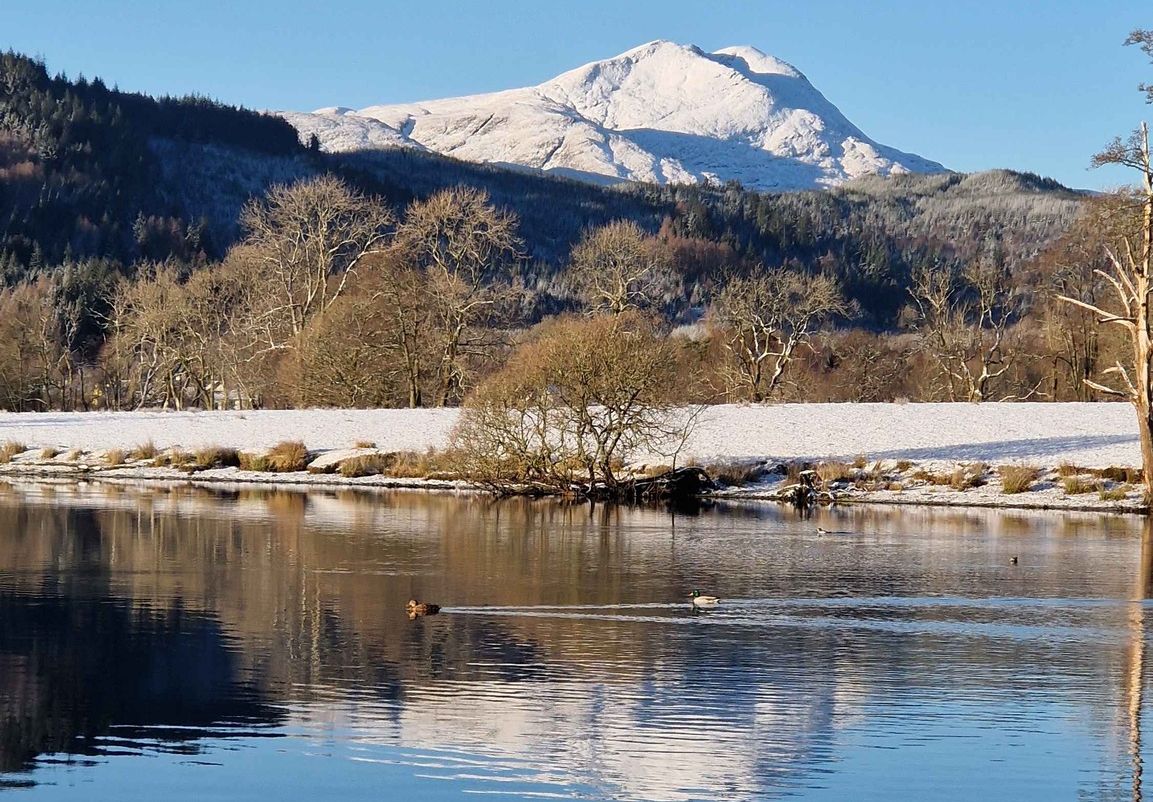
[0,482,1149,801]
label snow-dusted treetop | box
[279,40,946,191]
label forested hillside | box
[0,52,301,276]
[0,51,1083,326]
[0,51,1109,413]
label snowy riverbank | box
[0,403,1146,513]
[0,403,1142,465]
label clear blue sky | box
[2,1,1150,189]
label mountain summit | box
[281,40,946,191]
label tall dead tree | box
[1058,123,1153,495]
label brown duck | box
[406,599,441,618]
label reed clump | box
[238,452,269,472]
[340,453,393,478]
[265,440,310,473]
[816,461,853,485]
[1100,484,1130,502]
[0,441,27,463]
[999,465,1040,494]
[193,446,240,469]
[1061,475,1095,495]
[130,440,159,461]
[103,448,127,467]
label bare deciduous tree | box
[568,220,674,314]
[0,279,68,411]
[291,289,405,408]
[1128,29,1153,104]
[1037,197,1133,400]
[239,175,394,347]
[398,187,520,406]
[709,269,848,402]
[361,254,436,408]
[105,266,191,409]
[908,260,1026,402]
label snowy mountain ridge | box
[280,40,946,191]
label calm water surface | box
[0,482,1149,801]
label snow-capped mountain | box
[280,40,946,191]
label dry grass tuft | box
[336,449,452,480]
[0,441,27,463]
[238,452,269,472]
[895,459,913,473]
[64,448,82,462]
[1094,466,1144,484]
[387,450,443,479]
[130,440,159,461]
[911,468,948,486]
[155,449,192,468]
[816,461,853,485]
[1057,462,1083,477]
[950,467,977,490]
[39,447,60,460]
[1100,484,1130,502]
[852,455,867,469]
[1061,475,1096,495]
[785,462,813,484]
[265,441,310,473]
[710,462,766,487]
[340,453,393,478]
[104,448,127,467]
[353,440,377,449]
[999,465,1040,494]
[193,446,240,469]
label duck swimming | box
[406,599,441,617]
[689,590,720,607]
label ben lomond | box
[280,40,947,191]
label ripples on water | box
[0,481,1149,800]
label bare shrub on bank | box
[907,259,1027,402]
[452,313,697,493]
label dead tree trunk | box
[1059,123,1153,498]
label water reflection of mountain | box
[0,482,1147,800]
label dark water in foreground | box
[0,482,1149,801]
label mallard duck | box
[689,590,720,607]
[406,599,441,617]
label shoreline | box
[0,403,1148,515]
[1,458,1147,516]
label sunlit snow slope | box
[280,41,945,191]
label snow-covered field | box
[0,403,1140,468]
